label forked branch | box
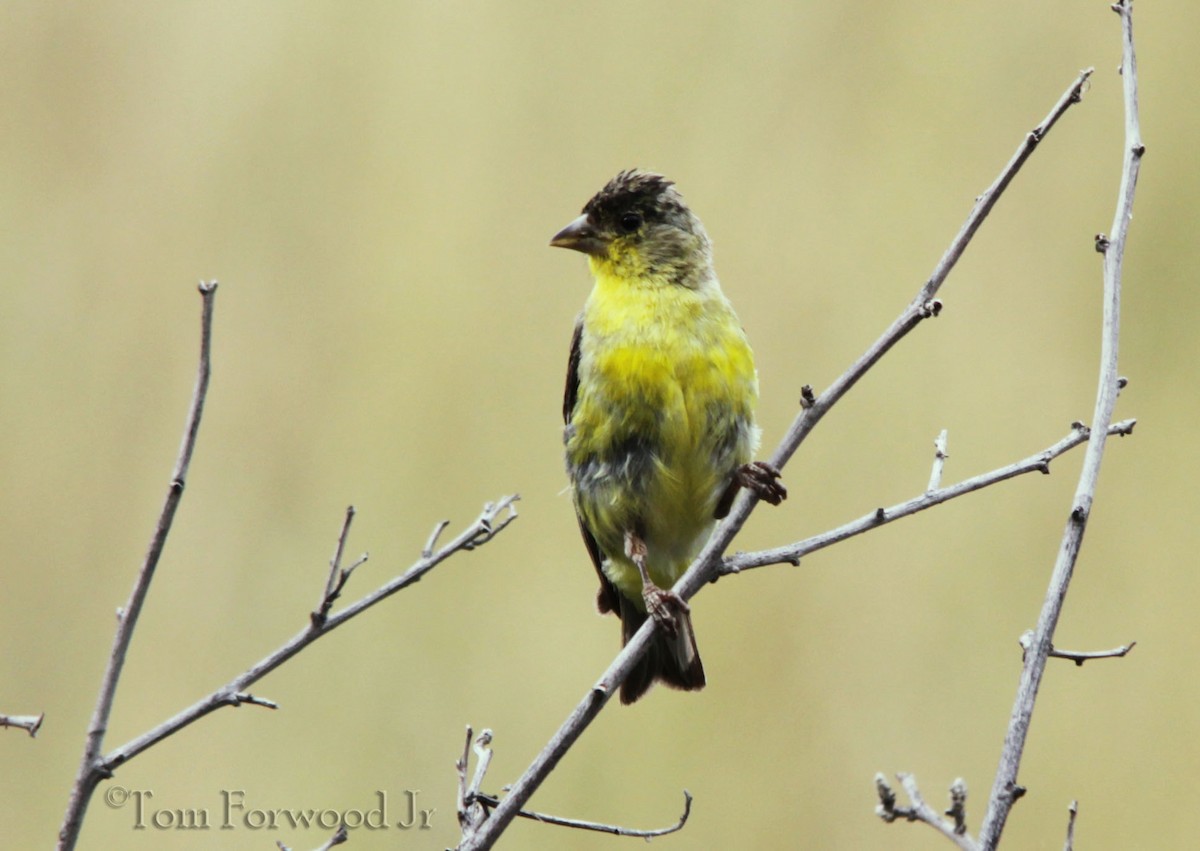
[57,283,519,851]
[976,3,1142,846]
[59,280,218,851]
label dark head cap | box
[551,169,713,286]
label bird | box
[551,169,786,704]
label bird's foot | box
[642,582,689,638]
[625,527,688,636]
[736,461,787,505]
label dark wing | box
[564,317,621,615]
[563,316,583,425]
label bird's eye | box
[618,212,642,233]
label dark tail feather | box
[618,597,706,705]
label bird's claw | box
[736,461,787,505]
[643,585,689,638]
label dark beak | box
[550,214,607,257]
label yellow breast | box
[567,267,760,594]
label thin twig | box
[58,281,218,851]
[460,731,692,838]
[1019,630,1137,665]
[1050,641,1137,665]
[276,826,348,851]
[977,5,1142,847]
[458,727,497,843]
[458,70,1096,851]
[312,506,357,628]
[423,519,451,559]
[0,713,44,737]
[875,773,978,851]
[92,496,518,777]
[1063,801,1078,851]
[475,790,692,838]
[723,420,1133,575]
[928,429,950,493]
[457,726,485,835]
[468,730,495,807]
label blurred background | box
[1,2,1194,848]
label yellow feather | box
[567,257,760,604]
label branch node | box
[947,777,969,835]
[1019,629,1036,662]
[876,772,978,849]
[463,495,520,550]
[229,692,278,710]
[874,773,898,822]
[920,298,944,318]
[312,506,359,629]
[1094,233,1110,253]
[799,384,816,408]
[927,429,950,492]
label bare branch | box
[312,506,358,629]
[875,773,978,851]
[1063,801,1078,851]
[0,713,44,738]
[763,67,1094,487]
[1019,631,1137,666]
[94,495,518,776]
[457,727,691,839]
[476,790,692,838]
[723,420,1134,575]
[59,280,218,851]
[56,283,519,850]
[457,69,1096,851]
[977,5,1142,846]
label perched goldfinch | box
[552,170,786,704]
